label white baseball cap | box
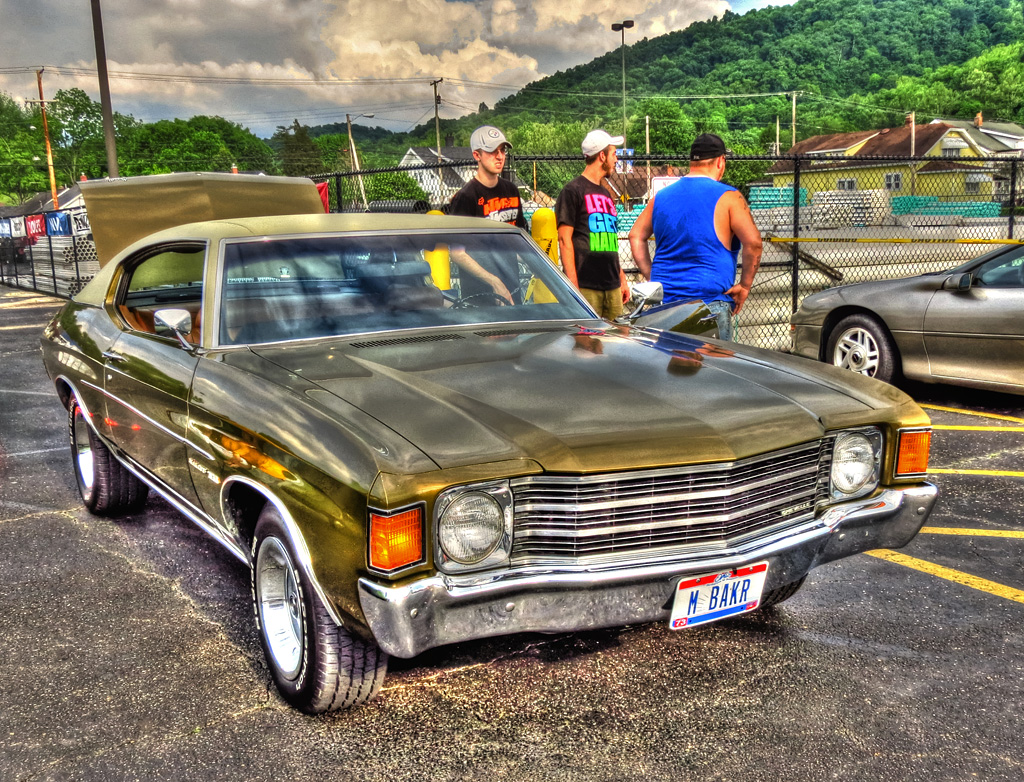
[582,129,624,157]
[470,125,512,153]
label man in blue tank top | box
[627,133,762,340]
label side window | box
[974,248,1024,289]
[117,245,206,342]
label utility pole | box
[645,114,651,200]
[791,92,797,149]
[26,70,59,209]
[776,116,781,155]
[346,113,372,210]
[431,78,443,203]
[90,0,119,178]
[909,111,917,196]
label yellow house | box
[766,122,999,215]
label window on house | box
[884,173,903,191]
[836,178,856,191]
[965,180,981,195]
[942,147,962,158]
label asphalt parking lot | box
[1,287,1021,782]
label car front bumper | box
[790,321,824,360]
[357,483,938,658]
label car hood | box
[794,273,944,323]
[251,325,901,473]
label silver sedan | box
[790,243,1024,395]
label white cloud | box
[0,0,769,136]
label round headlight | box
[831,432,877,495]
[438,492,504,565]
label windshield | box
[218,231,594,345]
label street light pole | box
[89,0,119,178]
[346,112,374,211]
[610,20,634,147]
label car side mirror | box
[942,272,972,292]
[621,281,664,321]
[154,308,195,350]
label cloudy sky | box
[1,0,787,138]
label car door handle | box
[102,349,127,363]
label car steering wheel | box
[450,291,516,309]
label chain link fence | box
[316,153,1020,348]
[5,154,1018,351]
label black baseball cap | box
[690,133,730,161]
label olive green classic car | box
[41,175,937,713]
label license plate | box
[669,562,769,629]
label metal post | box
[89,0,119,177]
[611,20,634,146]
[791,157,801,313]
[71,233,81,284]
[1009,158,1018,240]
[48,235,58,296]
[346,113,370,211]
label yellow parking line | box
[920,527,1024,539]
[929,468,1024,478]
[919,404,1024,425]
[932,424,1024,432]
[867,549,1024,604]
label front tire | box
[759,576,806,609]
[251,505,388,713]
[826,314,899,384]
[68,397,148,515]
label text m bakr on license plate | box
[669,562,769,629]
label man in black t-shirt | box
[446,125,527,303]
[554,129,630,319]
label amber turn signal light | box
[369,506,424,573]
[896,429,931,476]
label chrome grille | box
[510,439,833,566]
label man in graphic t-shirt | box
[447,125,527,303]
[554,129,630,319]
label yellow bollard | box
[530,208,559,268]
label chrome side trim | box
[87,377,215,461]
[64,377,345,629]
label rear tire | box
[251,505,388,713]
[69,397,148,515]
[826,313,899,384]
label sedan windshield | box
[218,231,594,345]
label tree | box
[273,119,322,177]
[627,98,695,155]
[0,92,48,204]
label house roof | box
[402,147,474,189]
[0,184,83,218]
[767,124,975,174]
[931,118,1024,153]
[784,129,879,156]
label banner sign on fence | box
[9,216,26,238]
[25,215,46,239]
[71,210,91,236]
[46,211,73,237]
[0,218,10,238]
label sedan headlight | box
[830,429,882,500]
[436,482,513,573]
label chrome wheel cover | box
[256,537,304,680]
[72,406,95,493]
[832,327,880,376]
